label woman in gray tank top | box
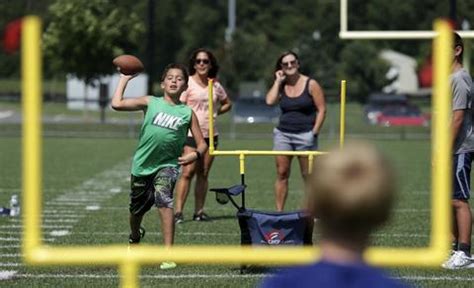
[266,51,326,211]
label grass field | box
[0,101,472,287]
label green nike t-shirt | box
[131,96,192,176]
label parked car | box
[376,105,430,127]
[364,93,408,125]
[232,97,280,124]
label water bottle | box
[9,195,20,217]
[0,207,11,216]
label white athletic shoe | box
[160,261,177,270]
[442,251,474,269]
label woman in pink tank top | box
[174,48,232,223]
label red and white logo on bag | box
[264,230,283,245]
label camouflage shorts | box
[129,166,180,216]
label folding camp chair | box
[210,184,313,273]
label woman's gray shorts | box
[273,128,318,151]
[129,166,180,216]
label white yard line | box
[0,230,436,238]
[52,198,109,203]
[0,232,21,235]
[8,218,80,223]
[0,237,19,241]
[397,276,474,281]
[374,233,429,238]
[0,188,86,193]
[7,273,474,281]
[44,231,240,237]
[0,263,22,267]
[49,230,70,237]
[0,161,131,270]
[0,253,21,257]
[393,208,430,212]
[0,237,56,242]
[0,270,17,280]
[43,209,83,214]
[409,190,431,195]
[0,225,73,229]
[84,206,127,210]
[40,214,84,219]
[43,219,79,223]
[14,273,266,279]
[64,206,431,213]
[0,245,20,249]
[45,202,98,206]
[14,230,427,238]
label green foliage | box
[177,1,225,60]
[4,0,474,101]
[152,0,186,81]
[337,42,389,102]
[216,0,329,93]
[42,0,145,84]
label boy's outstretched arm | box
[178,112,208,165]
[111,74,149,111]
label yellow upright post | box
[208,79,215,154]
[308,154,314,174]
[339,80,346,149]
[239,153,246,175]
[239,153,246,207]
[120,261,138,288]
[430,20,452,256]
[21,16,43,259]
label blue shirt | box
[260,260,409,288]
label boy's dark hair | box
[160,63,189,83]
[188,48,219,78]
[274,50,300,72]
[454,32,464,61]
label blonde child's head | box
[310,141,396,240]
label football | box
[112,54,144,75]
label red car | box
[376,105,430,127]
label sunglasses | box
[281,60,297,68]
[195,58,210,65]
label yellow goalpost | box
[21,12,452,288]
